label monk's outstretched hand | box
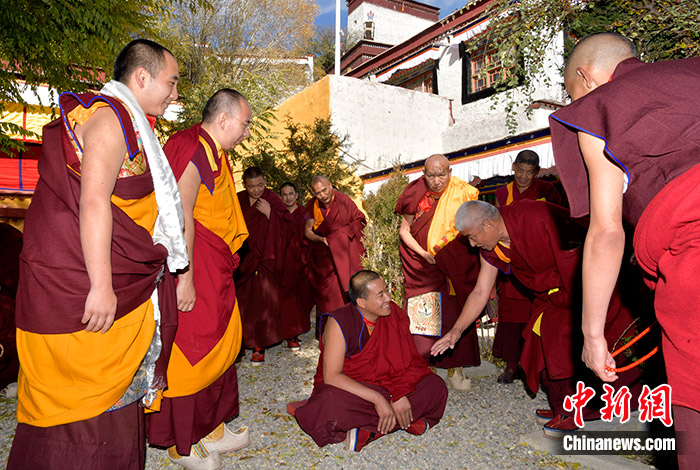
[176,274,196,312]
[82,285,117,333]
[582,337,618,383]
[420,250,436,265]
[430,329,460,356]
[374,396,397,434]
[391,396,413,429]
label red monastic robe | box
[550,56,700,413]
[146,124,247,456]
[9,93,177,469]
[304,190,366,314]
[493,179,562,363]
[236,187,292,348]
[480,201,638,402]
[294,302,447,446]
[395,176,481,368]
[280,204,313,338]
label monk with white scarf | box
[8,39,187,470]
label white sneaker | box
[446,367,472,392]
[169,442,222,470]
[204,424,250,454]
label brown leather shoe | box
[497,367,516,383]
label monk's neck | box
[285,205,296,214]
[357,307,378,328]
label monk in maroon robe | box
[493,150,562,383]
[8,40,185,470]
[304,176,366,332]
[279,182,313,349]
[433,200,641,437]
[236,167,292,364]
[291,270,447,451]
[395,154,480,392]
[146,89,251,469]
[549,32,700,466]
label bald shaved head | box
[423,154,451,194]
[455,201,507,251]
[565,33,637,101]
[311,175,333,205]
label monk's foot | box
[251,347,265,365]
[446,367,471,392]
[345,428,384,452]
[535,408,554,425]
[542,414,579,439]
[497,367,516,384]
[168,443,222,470]
[406,418,430,436]
[202,422,251,454]
[287,337,301,350]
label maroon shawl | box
[305,190,366,312]
[314,302,431,401]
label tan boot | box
[446,367,471,392]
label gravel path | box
[0,324,586,469]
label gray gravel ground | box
[0,325,590,470]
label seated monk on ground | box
[432,201,642,437]
[290,270,448,452]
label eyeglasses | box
[230,115,251,130]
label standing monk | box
[492,150,562,383]
[292,270,448,452]
[433,201,641,436]
[548,32,700,466]
[395,154,480,392]
[8,39,187,469]
[279,182,313,349]
[235,167,292,364]
[304,175,366,332]
[146,89,251,469]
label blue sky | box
[314,0,468,28]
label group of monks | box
[5,30,700,470]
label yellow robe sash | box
[426,176,479,255]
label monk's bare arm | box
[175,161,199,312]
[431,255,497,355]
[322,317,397,433]
[399,215,435,264]
[304,218,327,246]
[77,107,127,333]
[579,131,626,382]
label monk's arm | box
[431,255,497,355]
[175,161,200,312]
[399,215,435,264]
[578,131,626,383]
[78,108,127,333]
[304,218,328,246]
[322,317,397,434]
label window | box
[461,41,521,104]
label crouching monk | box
[8,39,188,469]
[432,201,641,437]
[292,270,448,452]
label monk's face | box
[244,176,266,201]
[140,52,179,117]
[512,163,538,192]
[311,180,333,206]
[357,278,391,320]
[280,185,298,209]
[221,100,252,150]
[424,161,451,194]
[461,221,499,251]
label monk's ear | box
[133,66,149,89]
[576,67,598,91]
[356,298,367,310]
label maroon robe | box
[481,201,640,415]
[9,92,178,470]
[304,190,366,315]
[146,124,242,456]
[493,179,562,364]
[280,205,313,339]
[395,176,481,368]
[550,56,700,416]
[236,187,291,348]
[294,302,447,446]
